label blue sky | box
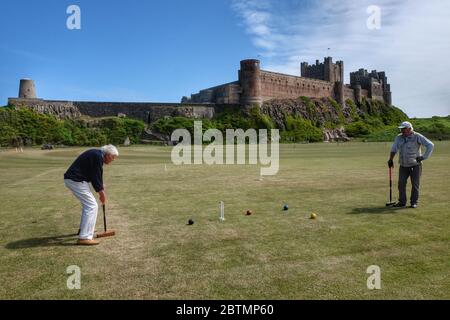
[1,0,449,117]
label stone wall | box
[8,98,81,119]
[188,82,240,104]
[260,70,336,102]
[343,87,355,101]
[187,69,351,105]
[207,83,240,104]
[74,101,216,122]
[361,89,369,98]
[370,81,384,101]
[8,98,218,123]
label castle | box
[182,57,392,106]
[8,57,392,124]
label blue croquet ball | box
[283,204,289,211]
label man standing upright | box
[64,145,119,245]
[388,122,434,208]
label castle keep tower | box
[239,59,262,106]
[350,69,392,105]
[301,57,345,105]
[18,79,37,99]
[301,57,344,83]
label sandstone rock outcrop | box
[323,127,350,142]
[259,97,361,130]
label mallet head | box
[386,202,396,207]
[96,230,116,238]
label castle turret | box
[378,72,392,105]
[384,90,392,105]
[354,84,362,104]
[300,62,308,77]
[336,60,344,84]
[334,81,345,106]
[239,59,262,106]
[324,57,333,82]
[18,79,37,99]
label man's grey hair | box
[101,145,119,157]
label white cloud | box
[232,0,450,117]
[232,0,273,39]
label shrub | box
[97,118,145,145]
[282,115,323,142]
[151,117,196,136]
[346,99,359,120]
[345,121,371,137]
[0,108,145,147]
[247,106,275,130]
[328,98,346,124]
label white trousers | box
[64,179,98,240]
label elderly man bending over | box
[64,145,119,245]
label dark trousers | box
[398,164,422,205]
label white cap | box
[398,121,413,130]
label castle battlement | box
[350,68,392,105]
[301,57,344,84]
[185,58,393,106]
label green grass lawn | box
[0,142,449,299]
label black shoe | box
[411,203,418,208]
[393,202,406,208]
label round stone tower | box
[18,79,37,99]
[239,59,262,106]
